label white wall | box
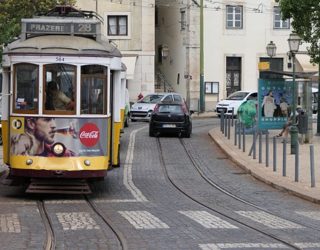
[75,0,155,102]
[156,1,201,110]
[204,0,292,108]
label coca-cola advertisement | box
[10,117,108,157]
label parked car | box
[130,92,184,121]
[149,101,193,138]
[215,91,257,117]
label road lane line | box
[123,126,149,202]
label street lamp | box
[288,32,302,154]
[266,41,277,58]
[266,41,276,73]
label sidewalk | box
[208,118,320,204]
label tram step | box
[26,179,92,194]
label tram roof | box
[3,35,121,58]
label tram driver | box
[46,81,75,111]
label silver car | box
[130,92,184,121]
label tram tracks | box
[156,137,302,250]
[36,197,127,250]
[84,195,128,250]
[37,200,56,250]
[188,122,320,232]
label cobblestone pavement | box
[209,117,320,203]
[0,119,319,249]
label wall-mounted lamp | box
[161,45,169,59]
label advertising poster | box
[258,79,293,130]
[10,117,108,157]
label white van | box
[215,91,258,117]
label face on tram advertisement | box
[10,117,108,157]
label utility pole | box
[199,0,205,112]
[317,62,320,135]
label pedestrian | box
[276,107,301,143]
[297,109,308,144]
[138,93,144,100]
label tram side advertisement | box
[10,117,108,157]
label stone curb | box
[209,129,320,204]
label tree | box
[0,0,75,59]
[279,0,320,64]
[279,0,320,135]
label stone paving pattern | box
[208,116,320,204]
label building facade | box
[156,0,317,111]
[75,0,155,102]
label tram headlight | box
[26,159,33,165]
[84,160,91,166]
[52,143,66,157]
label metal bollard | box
[242,126,245,152]
[294,141,299,182]
[228,116,231,140]
[259,132,262,163]
[273,136,277,171]
[266,132,269,167]
[231,108,234,126]
[221,111,225,133]
[282,139,287,177]
[310,145,315,187]
[253,130,256,160]
[234,120,238,146]
[238,122,242,150]
[224,115,228,137]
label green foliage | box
[279,0,320,64]
[0,0,76,60]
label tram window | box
[13,63,39,113]
[44,64,76,114]
[81,65,107,115]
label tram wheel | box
[124,115,129,127]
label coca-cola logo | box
[79,123,100,147]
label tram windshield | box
[81,65,108,115]
[13,63,39,113]
[44,64,76,114]
[13,63,108,115]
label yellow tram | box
[1,6,126,193]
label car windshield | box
[158,104,183,114]
[139,94,164,104]
[226,92,249,100]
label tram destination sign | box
[26,22,97,35]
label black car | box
[149,101,193,137]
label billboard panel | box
[258,79,293,130]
